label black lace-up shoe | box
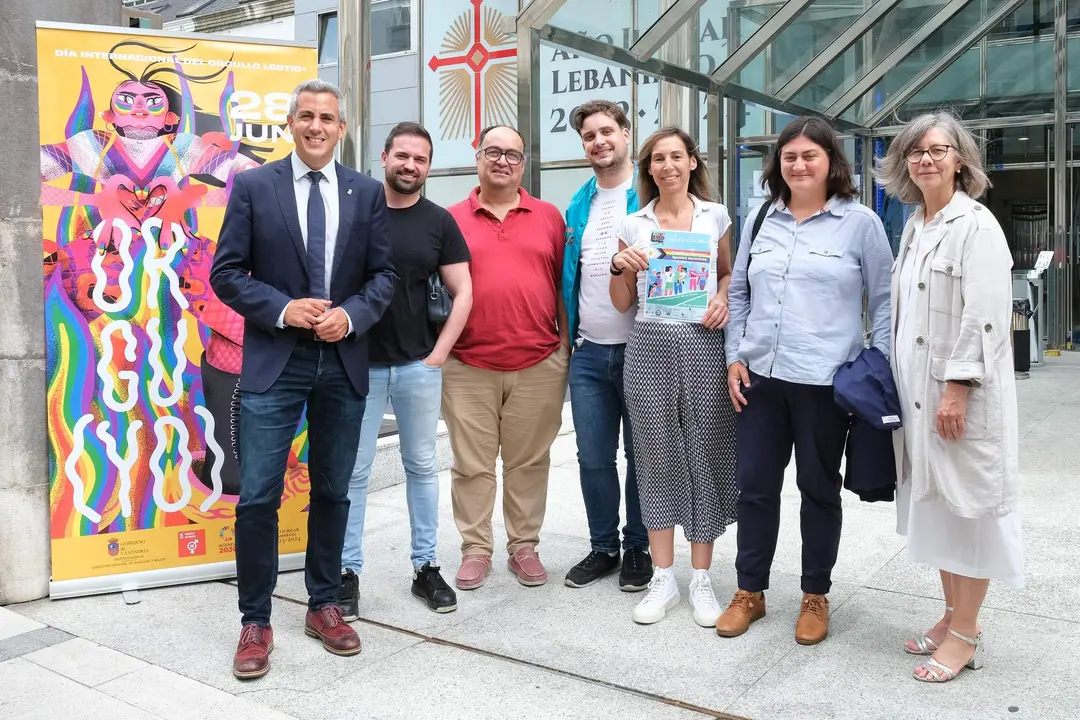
[412,563,458,613]
[338,569,359,622]
[619,547,653,592]
[564,550,620,588]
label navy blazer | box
[209,156,397,395]
[834,347,899,503]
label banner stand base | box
[49,552,306,601]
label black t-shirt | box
[368,196,472,364]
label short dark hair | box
[477,124,524,148]
[384,121,433,159]
[761,116,858,205]
[571,100,630,135]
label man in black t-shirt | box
[338,122,473,617]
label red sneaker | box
[233,623,273,679]
[508,546,548,586]
[304,606,362,656]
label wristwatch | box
[609,251,623,276]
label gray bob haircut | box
[289,79,345,122]
[874,111,990,204]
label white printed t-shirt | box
[578,176,637,344]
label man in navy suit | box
[210,79,396,680]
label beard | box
[589,146,627,172]
[387,169,424,195]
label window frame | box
[317,0,417,68]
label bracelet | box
[609,252,623,276]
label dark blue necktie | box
[306,170,327,299]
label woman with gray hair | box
[876,112,1022,683]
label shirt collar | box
[769,195,849,218]
[291,152,337,187]
[639,194,706,221]
[467,186,536,214]
[941,190,976,222]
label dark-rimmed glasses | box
[479,147,524,165]
[906,145,953,164]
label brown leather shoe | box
[233,623,273,679]
[795,593,830,645]
[715,590,766,637]
[305,606,362,656]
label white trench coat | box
[890,191,1019,519]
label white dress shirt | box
[276,152,353,333]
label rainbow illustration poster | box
[37,23,316,598]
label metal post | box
[725,97,739,249]
[338,0,370,173]
[1053,0,1069,348]
[517,26,542,195]
[658,0,695,131]
[706,91,721,201]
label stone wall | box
[0,0,121,604]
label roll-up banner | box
[37,22,317,598]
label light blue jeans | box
[341,360,443,573]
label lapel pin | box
[347,188,353,195]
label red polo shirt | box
[448,187,566,372]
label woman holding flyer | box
[609,126,737,628]
[716,117,892,646]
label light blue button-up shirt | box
[725,196,892,386]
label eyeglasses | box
[479,147,524,165]
[906,145,953,163]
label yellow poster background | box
[37,24,317,595]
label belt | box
[291,327,325,342]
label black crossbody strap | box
[745,203,768,303]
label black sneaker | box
[338,569,359,622]
[412,563,457,613]
[619,547,653,592]
[564,550,620,588]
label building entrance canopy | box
[519,0,1046,132]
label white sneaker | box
[632,566,680,624]
[688,569,722,627]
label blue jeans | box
[568,339,648,554]
[342,360,443,573]
[235,341,365,626]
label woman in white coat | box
[875,111,1022,683]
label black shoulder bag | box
[427,272,453,325]
[745,204,768,303]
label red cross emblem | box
[427,0,518,149]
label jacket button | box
[301,285,309,293]
[916,336,924,345]
[984,323,992,331]
[946,265,954,274]
[915,402,921,409]
[918,282,925,290]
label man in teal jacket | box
[560,100,651,592]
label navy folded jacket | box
[834,347,900,503]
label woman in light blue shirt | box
[715,117,893,645]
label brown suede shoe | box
[233,623,273,679]
[795,593,830,645]
[715,590,766,637]
[305,606,362,656]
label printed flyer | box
[643,230,712,323]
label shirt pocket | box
[747,242,775,277]
[928,256,962,315]
[804,246,847,282]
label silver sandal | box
[904,605,953,656]
[913,628,984,683]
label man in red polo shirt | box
[444,124,569,591]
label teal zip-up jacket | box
[561,172,640,347]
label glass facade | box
[509,0,1078,349]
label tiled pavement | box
[3,354,1080,719]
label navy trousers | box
[234,340,366,626]
[734,372,849,596]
